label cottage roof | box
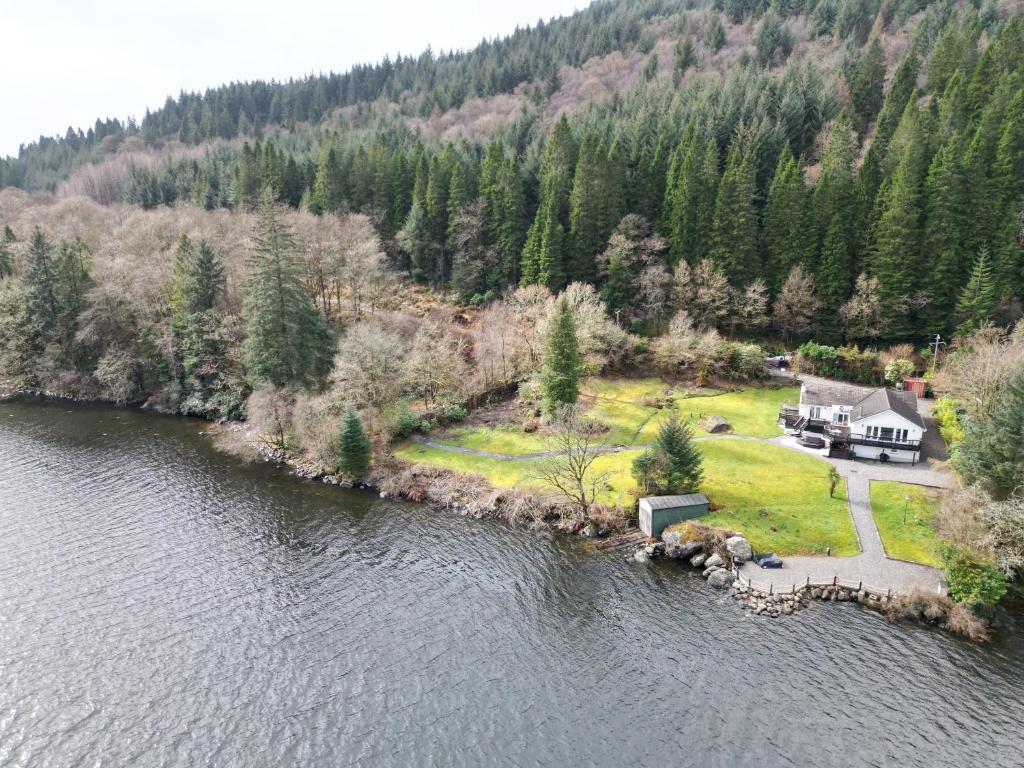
[641,494,709,510]
[851,388,926,429]
[800,380,875,407]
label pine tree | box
[955,247,997,334]
[763,145,813,294]
[522,116,577,289]
[22,228,60,350]
[653,412,703,494]
[710,144,759,287]
[663,128,717,266]
[400,198,436,283]
[922,135,971,333]
[869,105,928,339]
[311,143,345,214]
[954,370,1024,500]
[242,191,333,388]
[850,37,886,133]
[541,296,580,417]
[569,132,616,283]
[707,15,726,53]
[337,403,372,477]
[0,226,14,280]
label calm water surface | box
[1,399,1023,767]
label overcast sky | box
[0,0,589,158]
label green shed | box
[638,494,710,538]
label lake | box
[1,399,1022,767]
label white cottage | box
[779,379,927,464]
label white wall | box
[851,444,920,463]
[851,410,925,442]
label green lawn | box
[870,481,942,566]
[396,430,857,556]
[431,378,798,455]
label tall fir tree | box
[540,296,581,418]
[710,143,759,287]
[763,145,813,294]
[337,403,372,477]
[954,247,997,333]
[653,412,703,494]
[242,191,333,388]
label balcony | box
[825,425,921,451]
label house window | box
[880,427,894,441]
[809,406,823,420]
[895,429,908,442]
[834,411,849,426]
[866,426,879,439]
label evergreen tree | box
[954,247,997,334]
[337,403,372,477]
[569,133,618,283]
[522,116,577,290]
[922,134,971,333]
[954,371,1024,500]
[663,128,718,266]
[22,228,60,350]
[311,143,345,214]
[0,226,15,280]
[869,105,928,339]
[710,144,759,287]
[653,412,703,494]
[242,191,333,388]
[763,145,813,293]
[850,37,886,133]
[707,15,726,53]
[541,296,580,417]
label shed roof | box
[640,494,709,510]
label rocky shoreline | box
[634,529,898,620]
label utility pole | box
[930,334,946,374]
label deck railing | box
[731,565,943,599]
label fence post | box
[769,583,773,596]
[806,576,810,588]
[833,575,837,586]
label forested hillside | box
[1,0,1023,422]
[4,0,1022,345]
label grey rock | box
[705,553,724,569]
[708,569,735,589]
[662,531,681,547]
[665,540,702,560]
[725,536,753,563]
[690,552,707,568]
[644,544,656,556]
[633,549,651,563]
[582,522,599,538]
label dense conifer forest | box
[2,0,1023,414]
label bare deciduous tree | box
[773,265,821,341]
[530,404,611,519]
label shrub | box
[796,341,841,378]
[883,588,990,642]
[392,401,423,439]
[934,396,965,445]
[441,402,467,424]
[884,358,915,384]
[940,544,1008,606]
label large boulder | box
[699,415,732,434]
[704,552,724,569]
[690,552,707,568]
[708,570,735,589]
[633,548,651,563]
[725,536,753,563]
[663,530,702,559]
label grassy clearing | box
[870,481,942,567]
[687,440,858,557]
[396,433,856,556]
[431,378,798,455]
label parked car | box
[753,553,784,569]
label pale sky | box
[0,0,589,158]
